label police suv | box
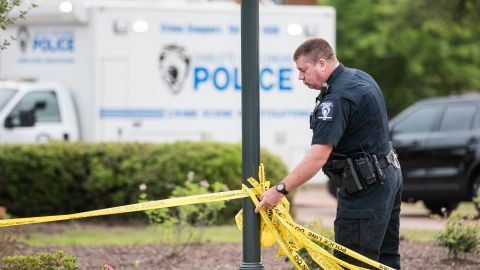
[328,95,480,216]
[389,94,480,215]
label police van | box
[0,0,335,171]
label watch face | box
[276,183,287,194]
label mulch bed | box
[2,223,480,269]
[6,240,480,269]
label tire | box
[423,200,459,216]
[473,175,480,216]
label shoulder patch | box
[318,102,333,121]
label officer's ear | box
[317,58,327,71]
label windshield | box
[0,88,17,111]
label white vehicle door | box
[98,57,130,141]
[2,90,64,143]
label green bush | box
[0,142,288,224]
[1,250,77,270]
[436,211,480,258]
[0,143,90,216]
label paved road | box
[292,185,446,230]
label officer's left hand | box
[255,187,284,213]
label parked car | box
[327,94,480,215]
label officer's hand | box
[255,187,284,213]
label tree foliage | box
[322,0,480,115]
[0,0,36,51]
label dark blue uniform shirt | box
[311,64,391,158]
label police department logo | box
[159,44,190,95]
[318,102,333,121]
[17,26,30,53]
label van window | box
[0,88,17,111]
[393,105,440,134]
[8,91,61,126]
[439,104,477,132]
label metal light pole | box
[239,0,264,269]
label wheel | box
[473,175,480,216]
[326,179,338,199]
[423,200,459,216]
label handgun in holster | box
[324,169,342,188]
[341,158,364,194]
[324,160,344,188]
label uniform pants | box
[334,165,403,269]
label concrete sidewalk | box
[292,184,446,230]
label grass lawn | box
[21,224,243,247]
[19,223,444,247]
[456,202,478,216]
[400,229,440,242]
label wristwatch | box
[275,182,289,195]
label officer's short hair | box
[293,38,335,63]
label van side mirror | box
[4,110,36,128]
[19,110,35,127]
[3,100,46,128]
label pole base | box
[238,262,265,270]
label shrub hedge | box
[0,142,288,223]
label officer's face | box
[295,55,326,90]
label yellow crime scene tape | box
[0,190,249,227]
[0,164,395,270]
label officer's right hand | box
[255,187,283,213]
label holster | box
[325,158,364,194]
[324,169,342,188]
[323,160,343,188]
[341,158,364,193]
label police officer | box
[255,38,403,269]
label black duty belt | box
[331,149,399,170]
[326,149,400,194]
